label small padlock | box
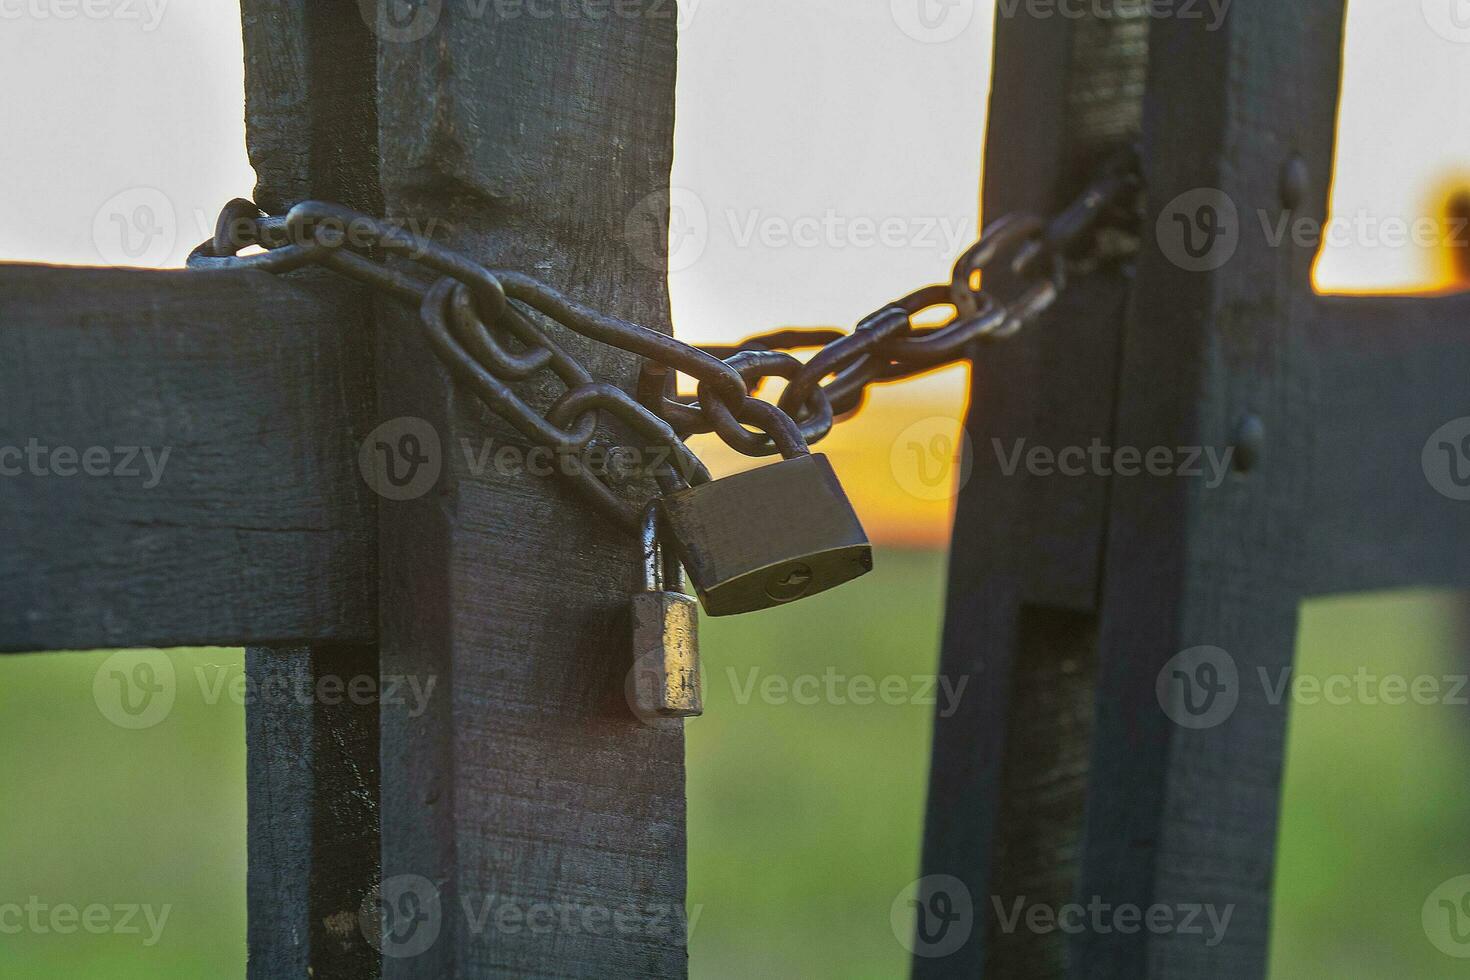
[628,506,703,719]
[659,442,872,618]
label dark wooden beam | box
[246,644,380,978]
[915,6,1144,977]
[1074,0,1348,974]
[918,0,1420,976]
[371,5,688,975]
[1303,291,1470,596]
[239,3,384,978]
[0,265,375,653]
[242,0,381,215]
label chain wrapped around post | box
[189,146,1141,534]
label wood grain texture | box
[238,3,385,977]
[369,5,688,977]
[915,6,1140,977]
[0,265,375,652]
[1075,1,1347,974]
[242,0,381,214]
[1304,292,1470,596]
[915,0,1459,976]
[246,645,381,980]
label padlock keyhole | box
[765,563,814,603]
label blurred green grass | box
[0,551,1466,977]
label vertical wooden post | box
[1077,2,1344,973]
[916,7,1145,977]
[240,4,383,979]
[242,1,685,975]
[242,3,684,976]
[372,4,686,977]
[919,1,1348,976]
[246,645,380,977]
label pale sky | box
[1,0,1466,543]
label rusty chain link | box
[189,146,1141,531]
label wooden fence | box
[1,1,1468,977]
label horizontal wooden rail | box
[0,264,376,652]
[1304,291,1470,596]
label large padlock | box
[628,506,703,719]
[659,451,872,617]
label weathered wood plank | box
[246,644,380,979]
[919,0,1414,976]
[1304,292,1470,596]
[915,5,1142,976]
[0,265,375,652]
[370,5,689,976]
[1074,1,1347,974]
[239,3,384,977]
[242,0,381,214]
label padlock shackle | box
[639,504,662,593]
[639,504,686,595]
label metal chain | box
[189,147,1141,531]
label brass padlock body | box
[659,454,872,617]
[629,590,702,718]
[629,507,702,719]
